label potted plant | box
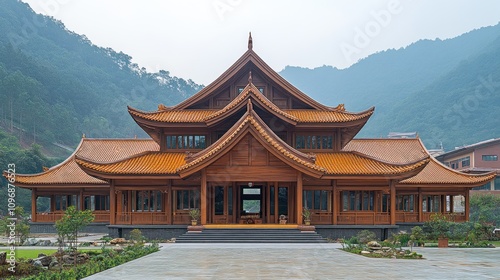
[302,207,311,226]
[425,213,450,248]
[189,208,200,226]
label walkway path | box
[83,243,500,279]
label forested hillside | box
[0,0,201,155]
[281,23,500,150]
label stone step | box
[176,228,327,243]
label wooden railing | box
[311,211,333,224]
[35,212,64,222]
[116,212,168,225]
[173,211,190,225]
[396,212,419,223]
[337,212,390,225]
[422,212,466,222]
[35,211,110,223]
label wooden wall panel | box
[250,137,267,165]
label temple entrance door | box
[211,185,234,224]
[267,183,293,224]
[239,185,263,224]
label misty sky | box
[21,0,500,85]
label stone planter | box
[438,237,448,248]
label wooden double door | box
[207,182,296,224]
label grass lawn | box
[490,241,500,247]
[15,248,102,259]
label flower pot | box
[438,237,448,248]
[279,219,287,225]
[191,220,198,226]
[304,220,311,226]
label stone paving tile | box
[83,244,500,280]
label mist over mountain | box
[0,0,201,158]
[280,23,500,150]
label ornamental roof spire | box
[248,32,253,50]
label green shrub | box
[356,230,377,244]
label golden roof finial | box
[248,32,253,50]
[82,133,86,138]
[248,70,252,84]
[247,99,253,112]
[43,166,49,172]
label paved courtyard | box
[84,243,500,279]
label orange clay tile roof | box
[284,108,374,123]
[76,152,186,175]
[315,153,429,175]
[343,138,428,164]
[128,107,216,123]
[400,157,496,185]
[204,83,299,122]
[76,139,159,163]
[177,111,324,173]
[13,160,107,185]
[14,138,159,185]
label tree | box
[0,206,30,244]
[470,193,500,226]
[54,206,94,252]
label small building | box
[435,138,500,191]
[7,34,495,239]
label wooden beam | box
[390,180,396,225]
[332,180,338,225]
[201,169,207,225]
[296,172,303,225]
[31,189,36,222]
[110,180,116,225]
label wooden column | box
[390,180,396,225]
[201,169,207,225]
[79,189,84,210]
[332,180,338,225]
[441,195,446,213]
[418,188,423,222]
[110,180,116,225]
[464,190,470,221]
[31,189,37,222]
[167,180,172,224]
[50,195,55,212]
[450,196,454,213]
[296,172,303,225]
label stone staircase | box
[175,228,327,243]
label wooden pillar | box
[31,189,37,222]
[79,189,84,210]
[167,180,172,224]
[296,172,303,225]
[50,195,55,212]
[201,169,207,225]
[390,180,396,225]
[332,180,338,225]
[464,190,470,221]
[418,188,423,222]
[441,195,446,213]
[110,180,116,224]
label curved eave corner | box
[399,156,497,187]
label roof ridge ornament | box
[248,32,253,50]
[248,70,252,84]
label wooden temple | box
[11,34,495,236]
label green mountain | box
[0,0,201,158]
[280,23,500,150]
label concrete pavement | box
[83,243,500,279]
